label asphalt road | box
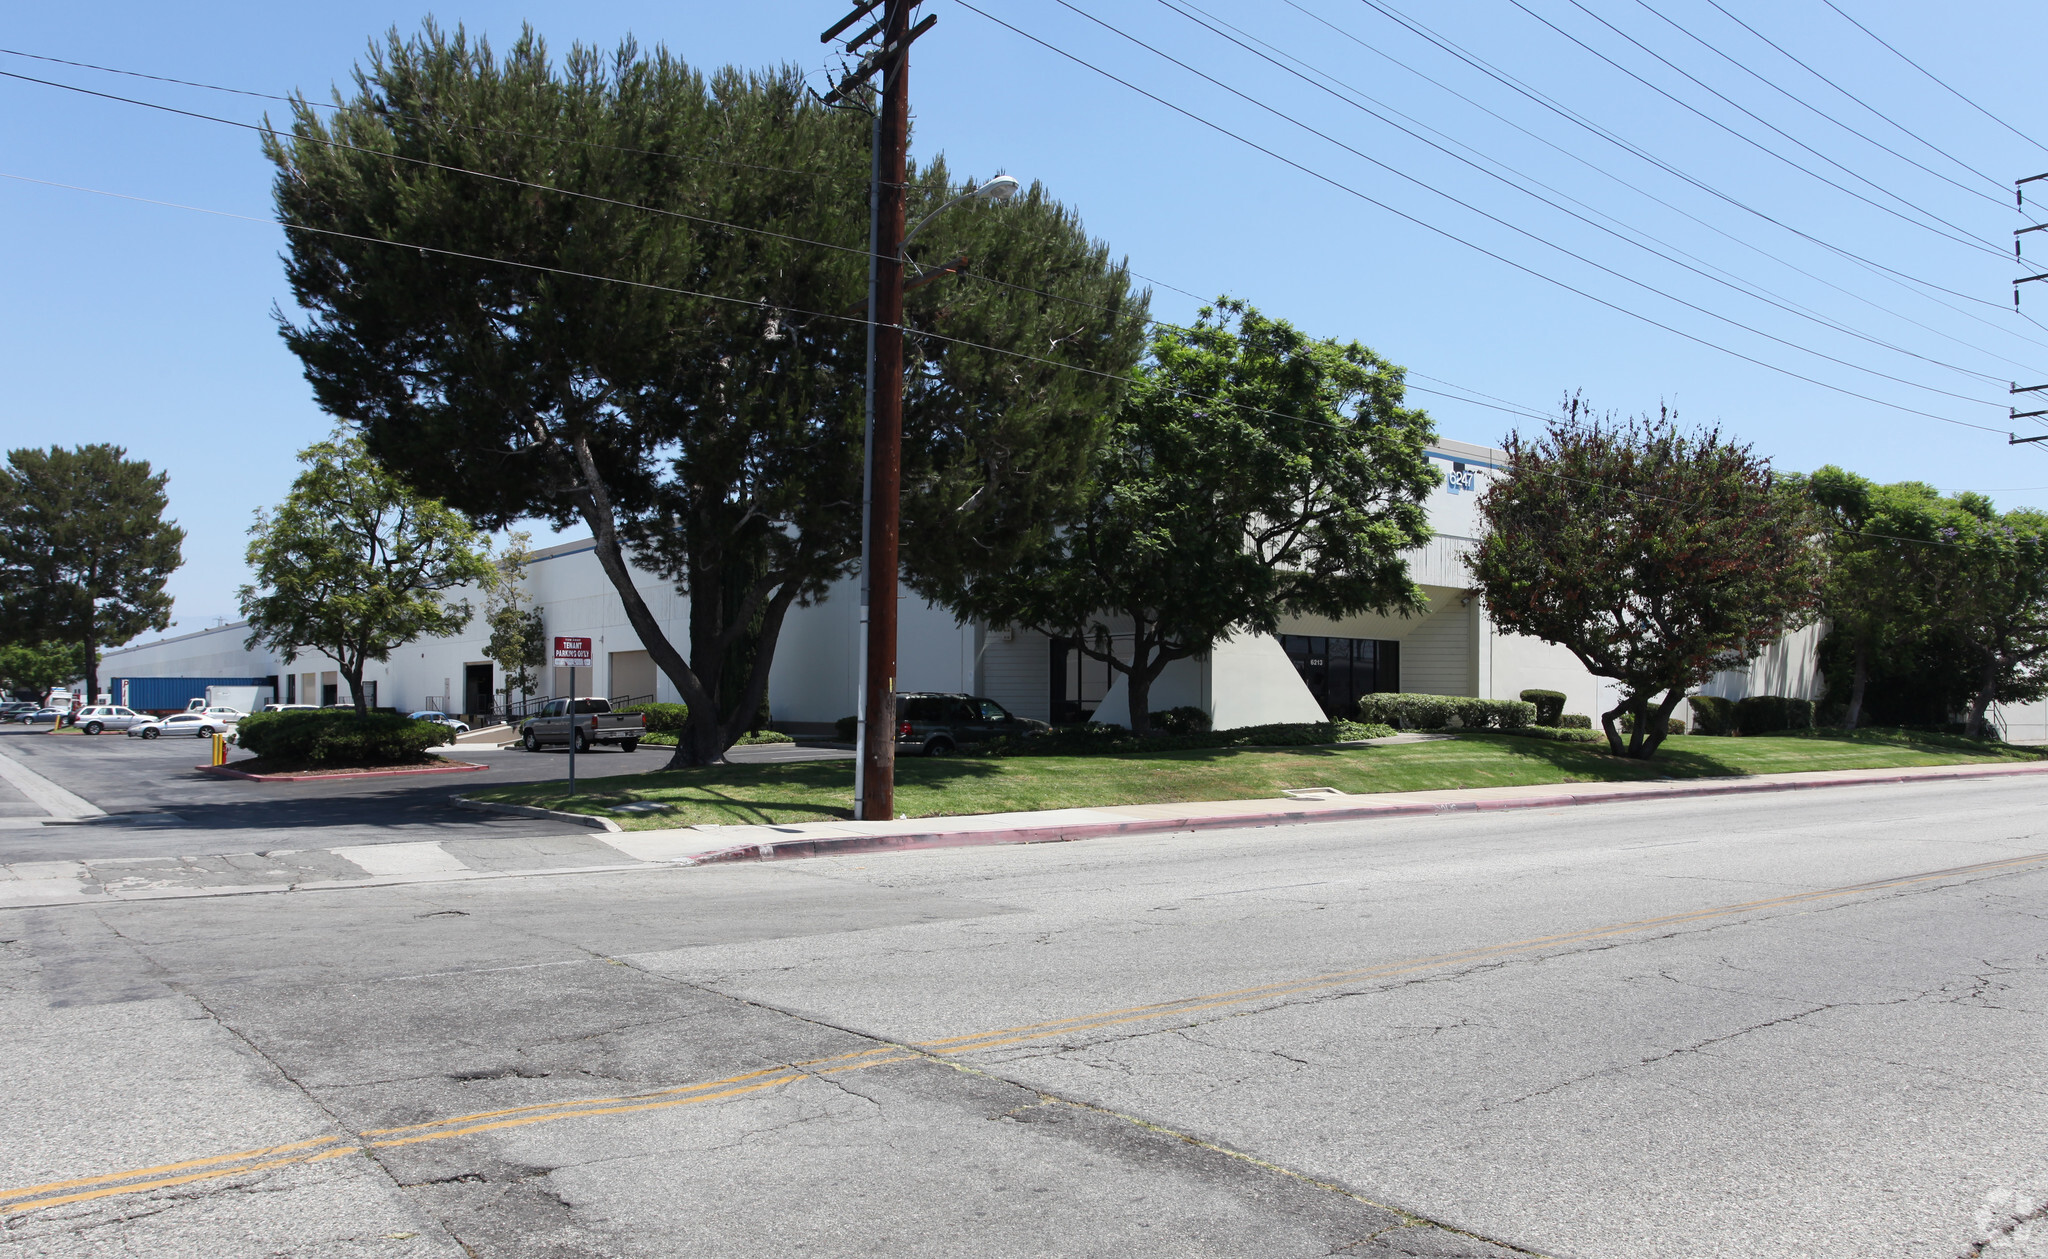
[0,727,849,862]
[2,775,2043,1257]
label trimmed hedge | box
[616,702,689,734]
[1689,694,1736,736]
[1616,712,1688,736]
[1357,693,1537,730]
[834,715,858,742]
[1502,724,1603,744]
[1736,695,1814,735]
[1148,706,1211,735]
[980,719,1395,758]
[642,729,794,748]
[234,710,448,767]
[1519,689,1567,726]
[1559,713,1593,729]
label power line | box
[1015,0,2004,414]
[0,55,1568,429]
[1627,0,2007,206]
[1818,0,2048,158]
[0,46,863,186]
[16,38,2036,420]
[1691,0,2006,192]
[1153,0,2012,389]
[9,170,2027,543]
[1269,0,2048,376]
[0,67,885,264]
[951,0,2014,436]
[1509,0,2008,260]
[1350,0,2048,343]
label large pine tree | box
[267,24,1147,764]
[0,444,184,704]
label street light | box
[900,175,1021,253]
[854,172,1021,821]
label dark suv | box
[894,693,1043,756]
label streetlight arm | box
[898,175,1020,254]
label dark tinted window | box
[573,699,610,714]
[904,697,943,721]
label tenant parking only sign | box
[553,636,593,667]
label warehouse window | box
[1278,635,1401,720]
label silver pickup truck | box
[518,697,646,753]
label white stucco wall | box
[1089,631,1323,730]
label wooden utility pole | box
[823,0,932,820]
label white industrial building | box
[101,437,2047,743]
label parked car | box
[894,693,1045,756]
[72,705,150,735]
[261,703,319,713]
[128,711,234,740]
[0,701,41,722]
[16,707,64,726]
[192,706,246,724]
[407,710,471,735]
[518,697,645,753]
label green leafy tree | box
[1925,502,2048,737]
[935,300,1438,736]
[240,433,496,715]
[1466,398,1822,758]
[1804,469,1954,729]
[482,533,546,715]
[0,444,184,704]
[266,25,1145,765]
[0,640,87,698]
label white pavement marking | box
[329,842,471,877]
[0,742,105,818]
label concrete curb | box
[677,760,2048,866]
[197,761,490,783]
[450,795,623,832]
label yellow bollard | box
[211,734,226,767]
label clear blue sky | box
[4,0,2046,639]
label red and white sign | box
[552,636,593,667]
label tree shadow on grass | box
[1446,733,1751,780]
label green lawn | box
[469,729,2043,830]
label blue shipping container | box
[112,677,273,713]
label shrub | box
[1503,725,1603,744]
[1616,712,1686,736]
[1689,694,1736,736]
[834,715,857,742]
[1735,695,1814,735]
[234,710,448,767]
[733,730,795,746]
[1148,706,1211,735]
[981,719,1395,757]
[1558,713,1593,729]
[616,702,689,734]
[1519,689,1567,726]
[1357,693,1537,730]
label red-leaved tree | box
[1465,398,1822,758]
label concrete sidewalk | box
[596,758,2048,865]
[6,759,2042,909]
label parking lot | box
[0,726,846,863]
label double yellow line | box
[7,849,2042,1217]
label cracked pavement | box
[2,775,2045,1256]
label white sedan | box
[129,712,234,740]
[407,710,471,734]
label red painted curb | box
[679,760,2048,866]
[196,761,489,782]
